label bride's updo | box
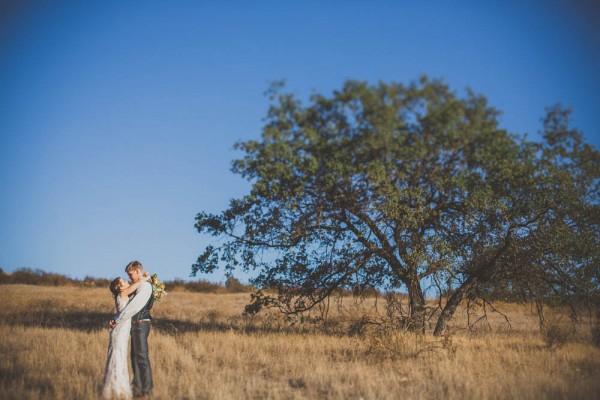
[109,278,122,297]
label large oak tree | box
[193,78,599,334]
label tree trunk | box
[434,238,512,336]
[406,275,426,333]
[433,276,479,336]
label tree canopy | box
[193,77,599,334]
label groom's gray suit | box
[114,281,154,397]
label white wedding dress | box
[102,296,133,399]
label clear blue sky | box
[1,0,598,283]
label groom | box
[110,260,154,399]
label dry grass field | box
[1,284,599,399]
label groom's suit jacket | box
[113,281,154,324]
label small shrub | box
[542,315,572,349]
[367,330,418,360]
[591,310,600,348]
[366,327,455,361]
[347,315,372,337]
[205,309,222,325]
[592,324,600,347]
[225,276,248,293]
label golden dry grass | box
[1,284,599,399]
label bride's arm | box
[112,279,153,325]
[119,273,151,299]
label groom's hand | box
[109,319,117,329]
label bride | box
[101,273,151,399]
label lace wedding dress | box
[102,296,133,399]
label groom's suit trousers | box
[131,321,153,395]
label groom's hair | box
[125,260,143,273]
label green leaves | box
[193,78,599,326]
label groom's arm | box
[112,281,153,324]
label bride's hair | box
[109,278,122,297]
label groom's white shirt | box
[113,281,153,324]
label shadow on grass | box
[0,310,115,332]
[0,309,309,335]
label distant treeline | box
[0,267,254,294]
[0,267,570,303]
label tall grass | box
[1,285,599,399]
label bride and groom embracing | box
[102,260,154,400]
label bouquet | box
[150,274,167,301]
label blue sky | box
[1,0,598,283]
